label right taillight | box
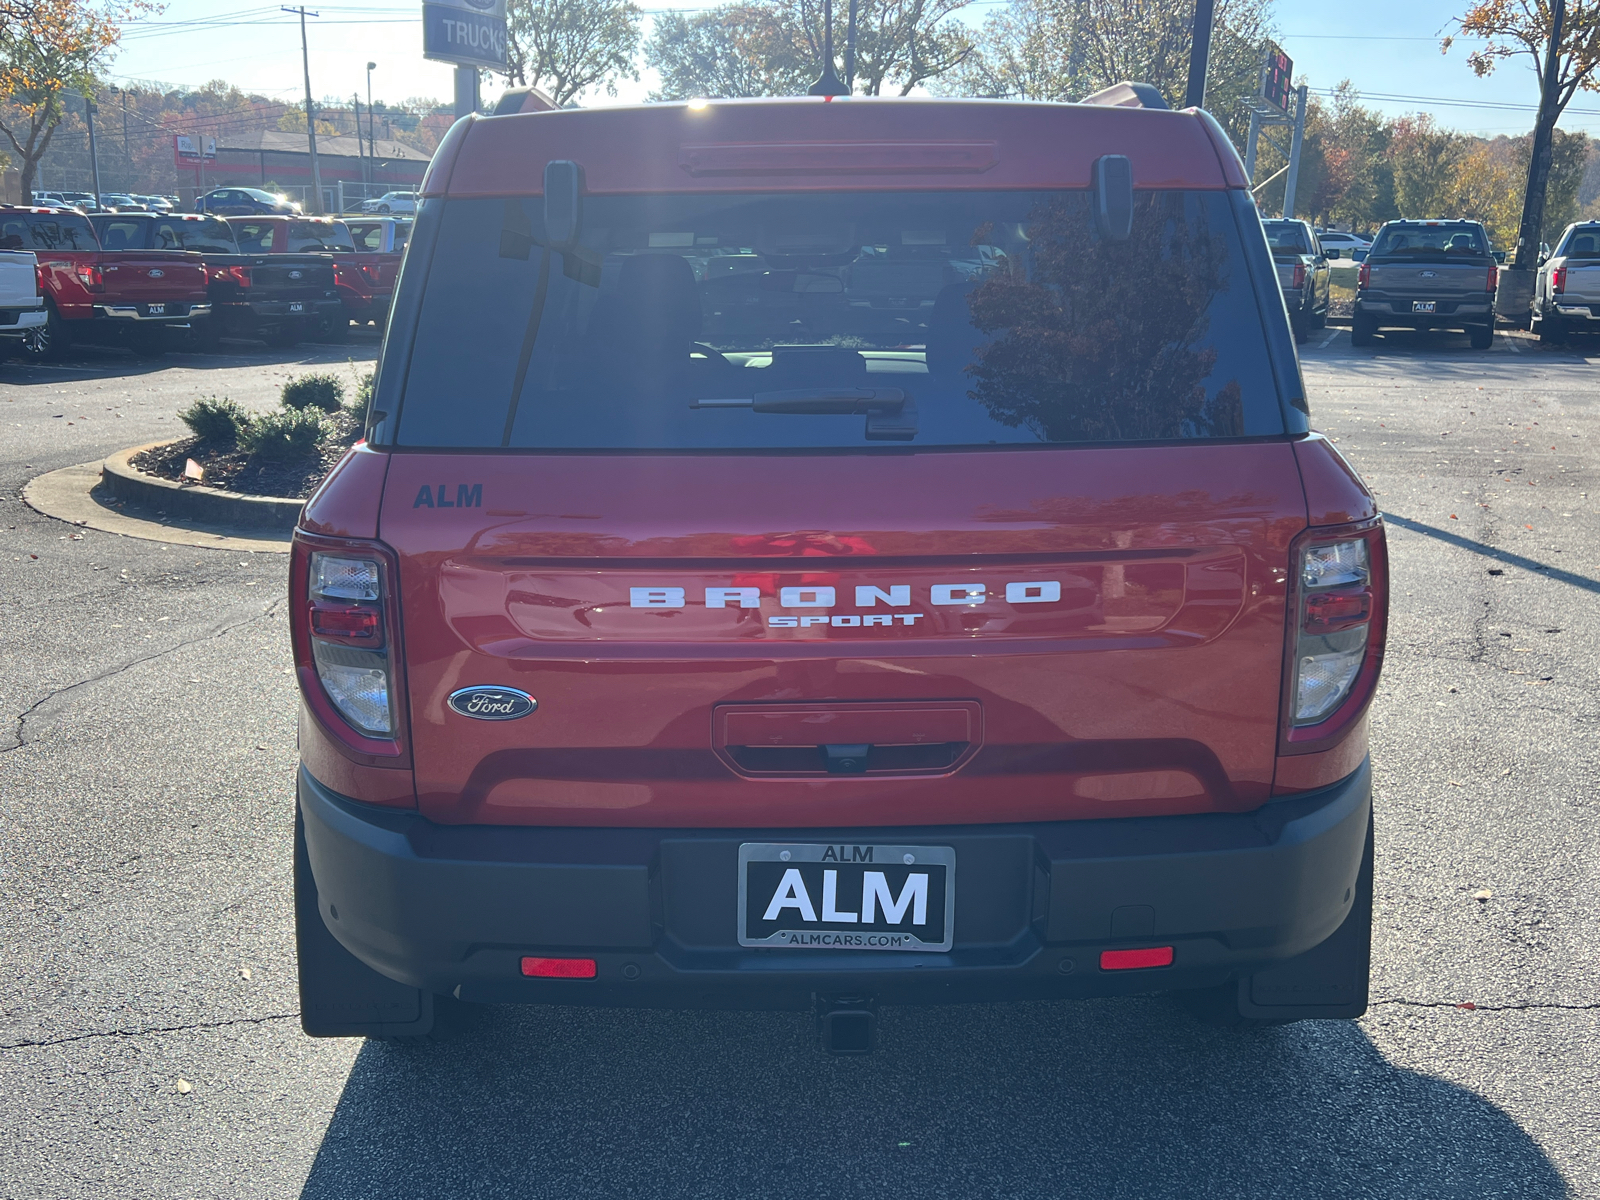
[1282,520,1388,752]
[228,264,252,288]
[1551,264,1566,293]
[1291,263,1305,289]
[290,531,408,758]
[1357,262,1370,290]
[34,264,44,297]
[75,263,104,292]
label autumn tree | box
[502,0,643,105]
[1388,114,1467,217]
[0,0,141,196]
[647,6,811,98]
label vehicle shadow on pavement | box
[299,997,1566,1200]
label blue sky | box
[105,0,1600,139]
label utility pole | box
[285,6,324,214]
[1496,0,1566,323]
[453,66,479,120]
[366,61,377,164]
[84,95,103,209]
[1184,0,1216,109]
[354,93,365,188]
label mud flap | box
[295,808,435,1039]
[1235,810,1373,1021]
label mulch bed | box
[131,416,361,499]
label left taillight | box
[1291,263,1305,289]
[1357,262,1370,290]
[1552,264,1567,293]
[1281,520,1388,753]
[34,264,45,297]
[74,263,103,292]
[290,531,408,759]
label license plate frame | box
[737,842,955,953]
[288,302,304,314]
[1412,300,1437,314]
[146,303,165,316]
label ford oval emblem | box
[289,270,302,279]
[148,268,163,278]
[448,686,536,720]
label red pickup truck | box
[0,206,211,359]
[293,90,1386,1050]
[226,216,355,340]
[339,217,411,328]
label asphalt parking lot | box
[1,326,1597,1198]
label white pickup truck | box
[0,244,48,356]
[1533,221,1600,344]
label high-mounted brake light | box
[290,532,408,758]
[1552,264,1566,294]
[1357,262,1371,290]
[1281,521,1388,753]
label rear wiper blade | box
[693,387,906,414]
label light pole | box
[366,61,376,189]
[284,5,324,214]
[84,94,103,210]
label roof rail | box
[1080,82,1170,111]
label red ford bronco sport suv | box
[292,90,1386,1050]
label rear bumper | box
[94,302,211,322]
[0,306,46,334]
[298,759,1372,1009]
[1354,297,1491,328]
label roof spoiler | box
[1080,82,1170,111]
[492,87,559,116]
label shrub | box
[353,369,374,419]
[178,396,250,445]
[280,373,345,413]
[240,407,325,461]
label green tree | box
[646,6,811,98]
[0,0,142,197]
[503,0,643,105]
[1389,113,1467,218]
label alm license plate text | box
[738,843,955,952]
[1412,301,1437,313]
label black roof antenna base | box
[808,0,850,97]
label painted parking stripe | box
[1503,333,1522,353]
[1319,330,1339,349]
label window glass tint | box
[286,221,355,252]
[1371,224,1488,259]
[166,217,237,253]
[397,190,1284,450]
[392,222,410,250]
[230,220,274,252]
[94,218,146,250]
[5,212,97,250]
[349,223,383,251]
[1557,227,1600,259]
[1262,222,1311,255]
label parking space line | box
[1318,330,1339,349]
[1502,333,1523,353]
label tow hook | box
[816,994,877,1054]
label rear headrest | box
[589,253,702,354]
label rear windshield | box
[1,211,97,251]
[1262,222,1311,255]
[1556,227,1600,260]
[230,220,275,253]
[157,216,237,253]
[1370,224,1488,260]
[91,217,146,250]
[395,190,1283,450]
[285,221,355,253]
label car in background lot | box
[360,191,417,215]
[1261,218,1330,342]
[90,211,343,349]
[0,205,210,359]
[291,92,1386,1047]
[226,215,355,339]
[338,216,410,326]
[196,187,301,216]
[1532,221,1600,344]
[1353,219,1496,349]
[57,192,100,213]
[1315,230,1370,257]
[135,194,174,213]
[0,243,48,357]
[100,193,146,212]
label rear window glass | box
[285,221,355,252]
[160,217,236,254]
[230,220,274,253]
[1262,222,1311,255]
[349,223,384,251]
[2,212,97,250]
[1370,224,1488,259]
[396,190,1284,450]
[93,218,145,250]
[1556,227,1600,259]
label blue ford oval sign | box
[447,686,536,720]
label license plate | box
[1412,301,1437,313]
[289,302,304,313]
[147,303,164,315]
[738,843,955,952]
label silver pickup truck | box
[1352,219,1496,350]
[1532,221,1600,343]
[1261,218,1330,343]
[0,243,47,357]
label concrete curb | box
[23,452,293,554]
[100,441,304,530]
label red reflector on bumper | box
[520,956,597,979]
[1100,947,1174,971]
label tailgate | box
[382,443,1308,828]
[0,252,39,308]
[102,251,207,301]
[1560,262,1600,303]
[248,255,336,297]
[1368,261,1491,298]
